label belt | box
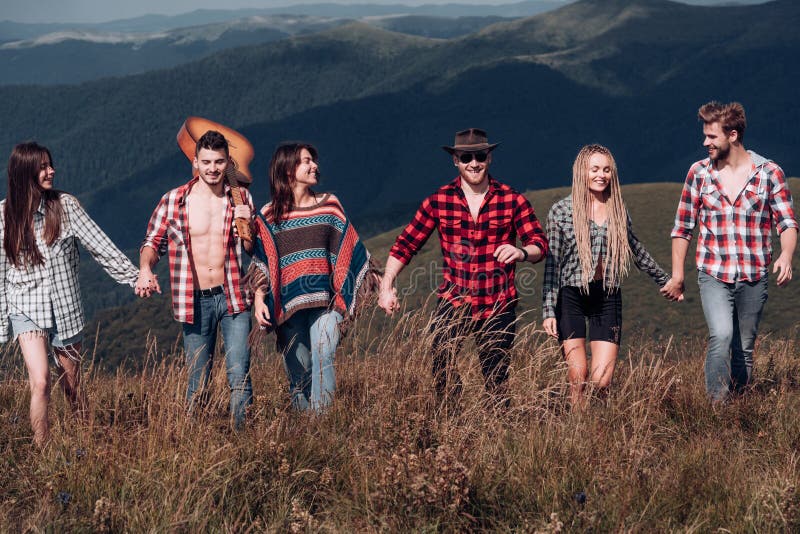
[196,285,225,297]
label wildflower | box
[57,491,72,507]
[93,497,113,532]
[574,491,587,505]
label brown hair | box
[3,142,63,267]
[195,130,229,157]
[266,142,318,224]
[571,144,630,291]
[698,101,747,140]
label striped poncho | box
[249,194,371,327]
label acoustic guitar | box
[176,117,254,241]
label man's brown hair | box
[698,101,747,140]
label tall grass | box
[1,307,799,531]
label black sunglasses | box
[457,151,488,164]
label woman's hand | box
[378,287,399,315]
[542,317,558,339]
[253,294,272,327]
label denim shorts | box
[9,313,83,348]
[555,281,622,345]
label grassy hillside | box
[1,302,799,530]
[81,179,800,370]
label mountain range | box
[0,0,797,246]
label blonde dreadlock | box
[571,144,631,292]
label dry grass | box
[1,306,800,532]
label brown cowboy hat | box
[441,127,500,154]
[176,116,254,184]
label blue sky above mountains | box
[5,0,769,24]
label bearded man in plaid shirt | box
[135,130,255,429]
[378,128,548,407]
[662,102,798,402]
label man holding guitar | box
[136,129,255,430]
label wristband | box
[519,247,529,262]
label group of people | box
[0,100,796,446]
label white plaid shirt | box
[0,194,138,343]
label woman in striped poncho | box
[248,142,373,412]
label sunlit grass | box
[1,306,799,531]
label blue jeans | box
[698,271,768,402]
[182,291,252,429]
[276,308,342,412]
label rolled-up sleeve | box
[514,194,549,258]
[671,166,703,241]
[141,193,171,257]
[768,166,798,234]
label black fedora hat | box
[442,128,500,154]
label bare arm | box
[660,237,690,301]
[135,245,161,297]
[378,256,405,315]
[773,228,797,286]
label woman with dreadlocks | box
[542,144,672,408]
[1,142,139,446]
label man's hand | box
[135,270,161,298]
[494,244,525,264]
[773,254,793,286]
[378,287,399,315]
[542,317,558,339]
[233,204,252,220]
[253,295,272,327]
[660,277,685,302]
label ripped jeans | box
[276,308,343,412]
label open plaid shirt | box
[389,176,548,319]
[1,195,138,343]
[671,151,797,283]
[542,195,669,319]
[141,177,253,324]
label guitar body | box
[177,117,254,241]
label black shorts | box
[555,281,622,345]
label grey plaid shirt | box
[542,195,669,319]
[1,195,138,343]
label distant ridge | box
[0,0,796,251]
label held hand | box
[773,255,793,287]
[233,204,252,220]
[253,298,272,327]
[135,271,161,298]
[660,278,684,302]
[542,318,558,339]
[378,287,399,316]
[493,244,524,264]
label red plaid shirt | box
[141,177,253,324]
[671,151,797,283]
[390,176,548,319]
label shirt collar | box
[35,198,46,215]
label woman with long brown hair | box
[542,144,672,408]
[247,142,374,412]
[0,142,139,446]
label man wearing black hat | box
[378,128,548,406]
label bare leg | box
[19,333,52,447]
[588,341,619,394]
[55,343,86,418]
[563,338,588,410]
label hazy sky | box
[1,0,512,23]
[1,0,769,23]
